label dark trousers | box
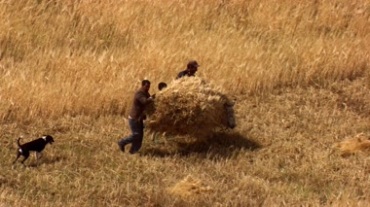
[119,118,144,154]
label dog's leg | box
[13,150,21,164]
[35,152,38,166]
[21,151,30,166]
[38,152,43,159]
[36,152,42,166]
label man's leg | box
[118,119,139,152]
[225,104,236,129]
[129,120,144,154]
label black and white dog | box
[13,135,54,166]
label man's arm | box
[137,92,153,105]
[176,70,186,79]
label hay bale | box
[333,133,370,157]
[146,77,234,138]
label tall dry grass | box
[1,0,369,206]
[1,0,368,122]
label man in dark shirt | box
[176,60,200,79]
[118,80,154,154]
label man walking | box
[118,80,154,154]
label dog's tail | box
[16,136,23,147]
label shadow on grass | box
[142,131,261,159]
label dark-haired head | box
[158,82,167,91]
[141,80,151,92]
[187,60,199,69]
[186,60,199,76]
[142,80,151,86]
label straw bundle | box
[333,133,370,157]
[146,77,234,138]
[168,175,212,199]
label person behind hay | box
[176,60,236,129]
[118,80,154,154]
[176,60,200,79]
[158,82,167,91]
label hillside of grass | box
[1,0,369,206]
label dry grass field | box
[1,0,369,206]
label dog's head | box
[42,135,55,144]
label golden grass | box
[1,0,370,206]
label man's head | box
[158,82,167,91]
[186,60,199,76]
[141,80,151,92]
